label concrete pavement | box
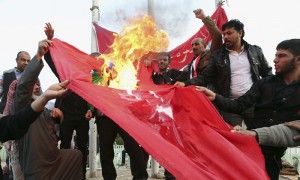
[86,167,165,180]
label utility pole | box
[148,0,155,19]
[89,0,100,178]
[215,0,220,8]
[147,0,161,178]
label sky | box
[0,0,299,91]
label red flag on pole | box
[48,38,269,180]
[93,22,116,54]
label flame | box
[100,14,169,90]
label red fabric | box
[169,6,228,70]
[93,6,227,72]
[137,6,228,88]
[93,22,117,54]
[49,38,269,179]
[192,55,201,77]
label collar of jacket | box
[200,49,209,58]
[154,68,169,75]
[220,39,250,56]
[274,75,300,86]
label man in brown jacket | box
[182,8,222,79]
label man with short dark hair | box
[0,51,31,113]
[152,52,188,85]
[197,39,300,180]
[175,19,272,128]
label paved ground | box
[86,168,165,180]
[86,168,299,180]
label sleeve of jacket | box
[44,51,60,80]
[0,104,42,142]
[255,45,273,77]
[169,69,189,84]
[202,16,222,58]
[214,78,262,113]
[185,52,218,86]
[13,57,44,113]
[254,121,300,147]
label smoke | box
[100,0,194,38]
[99,0,216,50]
[154,0,193,38]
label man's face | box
[158,55,170,71]
[191,39,205,56]
[33,83,41,96]
[222,27,242,50]
[274,49,297,77]
[16,52,31,72]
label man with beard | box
[151,52,188,85]
[175,19,272,128]
[196,39,300,180]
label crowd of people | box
[0,6,299,180]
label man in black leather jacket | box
[197,39,300,180]
[152,52,188,85]
[175,19,272,127]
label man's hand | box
[36,39,53,61]
[44,22,54,40]
[51,108,63,124]
[174,82,185,87]
[31,80,70,112]
[144,59,152,67]
[193,8,206,20]
[43,80,70,100]
[2,165,9,174]
[195,86,216,101]
[285,121,300,140]
[231,125,257,137]
[85,110,93,121]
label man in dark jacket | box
[197,39,300,180]
[44,23,90,179]
[175,19,272,128]
[152,52,188,85]
[0,51,31,113]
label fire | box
[99,14,169,90]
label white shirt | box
[228,47,253,99]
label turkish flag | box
[93,22,117,54]
[49,38,269,179]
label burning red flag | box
[93,6,228,71]
[48,38,269,179]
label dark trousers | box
[59,116,89,179]
[0,166,9,180]
[261,146,286,180]
[164,169,175,180]
[0,167,2,180]
[96,116,148,180]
